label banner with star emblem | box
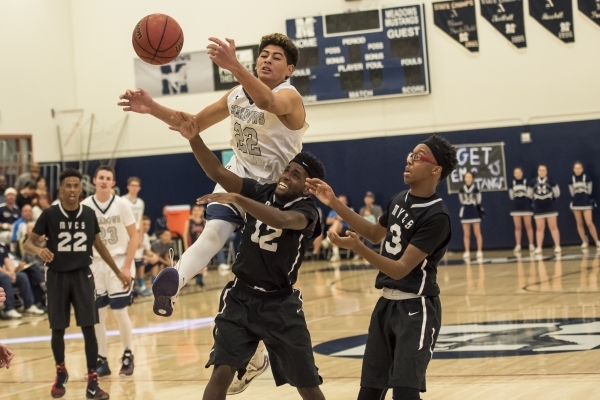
[578,0,600,27]
[433,0,480,52]
[529,0,574,43]
[480,0,527,48]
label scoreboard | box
[285,4,430,104]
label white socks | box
[177,219,236,290]
[96,306,108,357]
[95,306,133,357]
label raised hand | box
[118,88,154,114]
[169,112,199,139]
[328,230,361,251]
[197,193,239,206]
[305,178,336,206]
[207,37,240,72]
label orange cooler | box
[165,205,190,238]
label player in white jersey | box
[118,33,305,394]
[122,176,150,296]
[81,166,138,378]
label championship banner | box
[578,0,600,27]
[134,45,258,97]
[433,0,480,52]
[480,0,527,48]
[529,0,575,43]
[447,142,507,194]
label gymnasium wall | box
[94,117,597,251]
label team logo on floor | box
[313,318,600,359]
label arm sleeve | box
[239,178,265,201]
[476,192,482,205]
[458,192,467,205]
[568,183,574,197]
[588,182,593,195]
[409,213,451,255]
[32,210,49,236]
[552,183,560,198]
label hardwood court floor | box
[1,248,599,399]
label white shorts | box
[91,255,134,309]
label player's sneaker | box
[227,345,269,395]
[119,350,134,377]
[152,267,179,317]
[134,285,152,297]
[86,372,109,399]
[96,356,111,377]
[23,304,45,315]
[51,363,69,398]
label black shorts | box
[46,267,99,330]
[206,280,322,388]
[361,296,441,392]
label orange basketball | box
[132,14,184,65]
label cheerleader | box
[508,167,535,253]
[529,165,561,254]
[569,161,600,249]
[459,172,483,260]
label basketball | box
[132,13,184,65]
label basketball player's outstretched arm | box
[184,125,243,193]
[207,38,305,129]
[93,236,132,291]
[118,88,231,134]
[305,178,387,244]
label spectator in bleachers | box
[14,162,40,191]
[134,216,153,296]
[459,171,484,261]
[16,183,35,209]
[11,204,33,243]
[0,189,20,244]
[183,204,205,251]
[32,196,50,222]
[530,164,561,255]
[325,195,353,262]
[17,222,47,309]
[148,229,175,283]
[359,191,383,222]
[0,176,7,204]
[30,175,51,205]
[569,161,599,250]
[154,206,168,236]
[0,243,44,319]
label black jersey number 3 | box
[251,220,282,252]
[58,232,88,252]
[234,122,262,156]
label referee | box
[24,168,130,400]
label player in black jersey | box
[24,169,131,400]
[162,131,325,400]
[307,134,457,400]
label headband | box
[420,138,452,181]
[291,153,318,179]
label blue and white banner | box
[578,0,600,27]
[529,0,575,43]
[433,0,480,52]
[480,0,527,48]
[134,45,258,97]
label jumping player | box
[306,134,457,400]
[24,168,131,399]
[81,166,138,377]
[118,33,305,392]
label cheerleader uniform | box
[569,174,594,210]
[529,177,560,218]
[509,178,533,216]
[459,184,481,223]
